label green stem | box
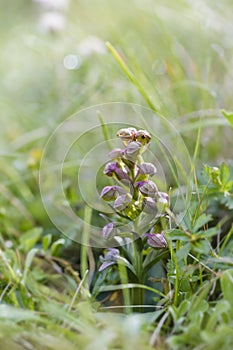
[174,241,181,306]
[131,237,144,311]
[118,262,131,315]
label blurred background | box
[0,0,232,245]
[1,1,233,148]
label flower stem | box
[131,236,144,311]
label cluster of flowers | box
[99,127,169,271]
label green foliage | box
[204,163,233,209]
[221,269,233,316]
[222,109,233,128]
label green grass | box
[0,0,233,349]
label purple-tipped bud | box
[145,232,167,248]
[109,148,124,159]
[100,186,127,201]
[142,197,157,214]
[124,141,142,162]
[100,186,117,201]
[138,162,157,176]
[103,162,130,182]
[117,127,137,146]
[113,193,132,211]
[99,248,120,271]
[102,222,115,239]
[135,130,151,145]
[135,180,158,197]
[157,191,170,208]
[103,162,119,176]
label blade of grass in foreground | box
[222,109,233,128]
[97,283,165,298]
[97,111,112,151]
[106,41,159,113]
[81,206,92,281]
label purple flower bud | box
[113,193,132,211]
[157,191,170,208]
[103,162,130,182]
[103,162,118,176]
[135,130,151,145]
[103,248,120,259]
[100,186,117,201]
[99,248,120,271]
[117,127,137,146]
[102,222,115,239]
[142,197,157,214]
[138,162,157,176]
[124,141,142,162]
[145,232,167,248]
[100,186,127,201]
[109,148,124,159]
[135,180,158,197]
[158,191,169,201]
